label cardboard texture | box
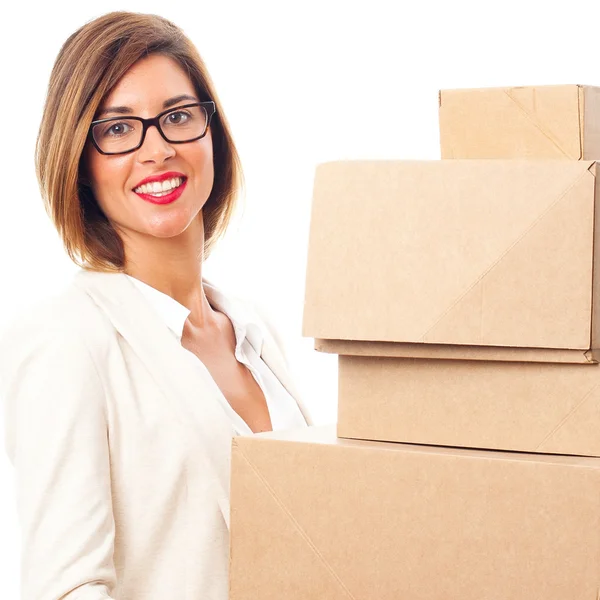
[338,354,600,456]
[303,160,600,363]
[229,425,600,599]
[439,85,600,160]
[315,337,598,364]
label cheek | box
[189,141,214,188]
[86,152,133,206]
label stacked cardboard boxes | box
[229,85,600,597]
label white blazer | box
[0,269,313,600]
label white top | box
[125,275,307,436]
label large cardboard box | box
[338,354,600,456]
[229,426,600,599]
[303,160,600,363]
[439,84,600,160]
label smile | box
[133,177,188,205]
[133,176,185,196]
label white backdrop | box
[1,0,599,594]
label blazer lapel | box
[204,282,314,427]
[73,269,234,528]
[257,334,314,427]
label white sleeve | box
[0,319,117,600]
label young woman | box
[0,11,312,600]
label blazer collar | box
[125,274,265,356]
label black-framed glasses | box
[88,101,216,155]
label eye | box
[101,121,134,138]
[164,110,191,125]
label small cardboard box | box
[229,426,600,599]
[303,160,600,363]
[338,354,600,456]
[439,84,600,159]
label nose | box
[137,124,176,163]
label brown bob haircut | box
[35,11,243,272]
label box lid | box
[303,160,599,352]
[439,85,598,160]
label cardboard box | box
[338,354,600,456]
[439,84,600,160]
[229,425,600,599]
[303,160,600,363]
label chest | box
[181,324,274,433]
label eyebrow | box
[96,94,199,118]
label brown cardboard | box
[229,425,600,599]
[315,338,598,363]
[303,160,600,363]
[338,354,600,456]
[439,85,600,159]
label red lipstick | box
[132,171,187,205]
[134,181,187,205]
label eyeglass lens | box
[92,105,209,153]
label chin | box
[143,209,203,238]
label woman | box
[0,11,312,600]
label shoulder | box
[0,277,114,377]
[0,280,113,468]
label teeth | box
[145,190,171,197]
[134,177,183,195]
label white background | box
[1,0,599,595]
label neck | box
[121,220,215,329]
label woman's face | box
[82,54,214,241]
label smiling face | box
[82,53,214,247]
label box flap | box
[236,424,600,465]
[440,85,584,159]
[303,160,597,351]
[315,338,598,363]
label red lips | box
[133,178,188,205]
